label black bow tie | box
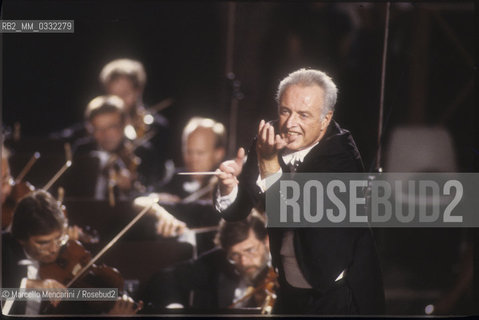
[288,159,301,173]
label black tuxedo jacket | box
[65,137,165,198]
[142,248,246,312]
[220,121,385,314]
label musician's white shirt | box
[2,251,41,315]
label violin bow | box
[180,176,218,204]
[65,198,158,288]
[148,97,174,114]
[43,143,72,191]
[14,151,41,183]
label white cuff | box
[177,228,197,248]
[2,278,28,315]
[215,185,238,212]
[20,277,28,288]
[256,168,283,192]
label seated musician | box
[51,59,172,182]
[100,58,173,184]
[134,117,225,251]
[100,59,168,140]
[157,117,226,202]
[67,95,163,199]
[141,211,275,313]
[1,189,141,315]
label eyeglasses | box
[33,233,69,252]
[227,242,261,265]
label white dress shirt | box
[215,143,319,289]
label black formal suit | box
[2,232,29,314]
[157,170,221,254]
[49,110,171,162]
[142,247,261,313]
[219,121,385,315]
[65,137,165,198]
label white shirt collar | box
[183,180,201,193]
[281,141,319,165]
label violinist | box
[1,190,140,315]
[136,117,225,252]
[67,95,163,199]
[100,58,172,183]
[157,117,226,202]
[142,210,275,313]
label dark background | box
[1,0,476,315]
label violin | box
[105,136,161,206]
[258,267,279,314]
[228,266,279,314]
[127,107,150,140]
[115,140,142,181]
[39,239,124,314]
[125,98,174,141]
[39,201,157,314]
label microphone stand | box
[225,2,244,158]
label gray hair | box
[99,58,147,89]
[84,95,126,122]
[182,117,226,150]
[276,68,338,117]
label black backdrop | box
[1,1,475,170]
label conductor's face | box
[278,84,331,151]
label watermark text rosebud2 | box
[266,173,478,227]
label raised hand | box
[217,148,246,196]
[256,120,287,161]
[256,120,286,178]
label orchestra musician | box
[1,190,140,315]
[50,59,172,186]
[100,58,173,183]
[1,144,93,244]
[99,58,167,141]
[66,95,163,199]
[141,210,275,312]
[134,117,225,252]
[215,68,385,314]
[157,117,226,202]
